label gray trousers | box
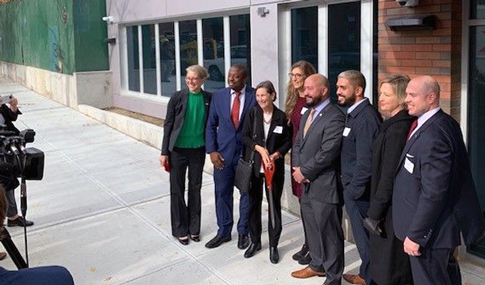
[6,189,18,218]
[301,191,344,285]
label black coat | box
[0,104,21,135]
[161,89,211,155]
[367,109,414,285]
[241,106,292,180]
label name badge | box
[343,127,351,137]
[274,126,283,134]
[301,107,308,115]
[404,157,414,174]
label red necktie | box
[407,120,418,140]
[231,92,241,128]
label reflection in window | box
[467,27,485,258]
[291,7,318,71]
[230,14,251,84]
[142,25,156,94]
[471,0,485,19]
[179,21,198,88]
[328,2,361,101]
[160,23,175,96]
[127,26,140,92]
[203,17,224,92]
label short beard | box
[338,94,356,107]
[306,95,323,108]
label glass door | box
[467,25,485,258]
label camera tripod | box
[0,226,27,269]
[0,157,31,269]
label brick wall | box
[378,0,462,121]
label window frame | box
[120,10,250,99]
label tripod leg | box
[0,227,28,269]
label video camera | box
[0,128,44,188]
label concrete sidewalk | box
[0,78,484,285]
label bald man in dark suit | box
[393,76,485,285]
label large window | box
[127,26,140,92]
[291,7,318,70]
[160,23,176,95]
[179,20,198,88]
[203,17,224,92]
[125,13,251,97]
[142,25,156,95]
[230,14,251,84]
[285,1,375,103]
[328,2,361,99]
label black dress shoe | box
[7,216,34,227]
[190,235,200,242]
[298,251,312,265]
[178,237,189,245]
[292,244,308,261]
[205,235,231,249]
[270,246,279,264]
[244,242,261,258]
[237,234,250,249]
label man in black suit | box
[291,74,345,285]
[393,75,485,285]
[337,70,381,285]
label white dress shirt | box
[409,107,441,138]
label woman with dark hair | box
[241,80,292,264]
[285,60,316,264]
[160,65,211,245]
[364,74,414,285]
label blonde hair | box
[380,74,410,109]
[186,65,209,80]
[285,61,316,119]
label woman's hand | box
[269,152,281,161]
[255,145,271,168]
[159,155,168,167]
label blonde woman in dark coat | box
[364,74,414,285]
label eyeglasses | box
[288,73,304,78]
[185,77,201,82]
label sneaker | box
[7,216,34,227]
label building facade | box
[0,0,483,262]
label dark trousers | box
[409,248,461,285]
[213,156,250,237]
[302,191,344,285]
[169,147,205,237]
[344,195,375,285]
[6,189,18,217]
[248,174,283,247]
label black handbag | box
[234,113,257,193]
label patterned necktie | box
[407,120,418,141]
[303,108,315,138]
[231,92,241,128]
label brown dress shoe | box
[0,251,6,260]
[343,274,366,285]
[291,266,326,279]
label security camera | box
[102,16,114,24]
[396,0,419,7]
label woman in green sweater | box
[160,65,212,245]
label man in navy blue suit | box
[205,64,256,249]
[338,70,381,285]
[393,76,485,285]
